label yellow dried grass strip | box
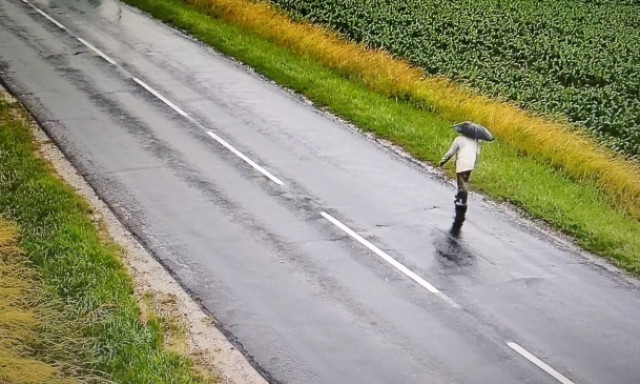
[0,220,79,384]
[0,351,61,384]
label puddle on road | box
[433,205,476,269]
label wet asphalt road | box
[2,0,640,383]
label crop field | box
[268,0,640,160]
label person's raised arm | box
[439,138,459,167]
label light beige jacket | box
[440,136,480,173]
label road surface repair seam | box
[19,1,579,382]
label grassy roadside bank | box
[0,96,212,382]
[122,0,640,275]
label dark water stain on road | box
[434,205,476,270]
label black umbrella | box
[452,121,494,141]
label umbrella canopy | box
[452,121,494,141]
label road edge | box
[0,84,269,384]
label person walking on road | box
[439,133,480,206]
[439,121,494,206]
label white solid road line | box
[507,342,576,384]
[206,131,284,186]
[76,37,117,65]
[320,211,460,308]
[34,8,66,30]
[132,77,189,117]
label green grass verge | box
[122,0,640,276]
[0,98,211,383]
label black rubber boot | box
[455,190,468,206]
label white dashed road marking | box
[321,211,460,308]
[132,77,189,117]
[34,7,66,30]
[508,342,576,384]
[76,37,116,64]
[205,131,284,185]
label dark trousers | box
[456,171,472,192]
